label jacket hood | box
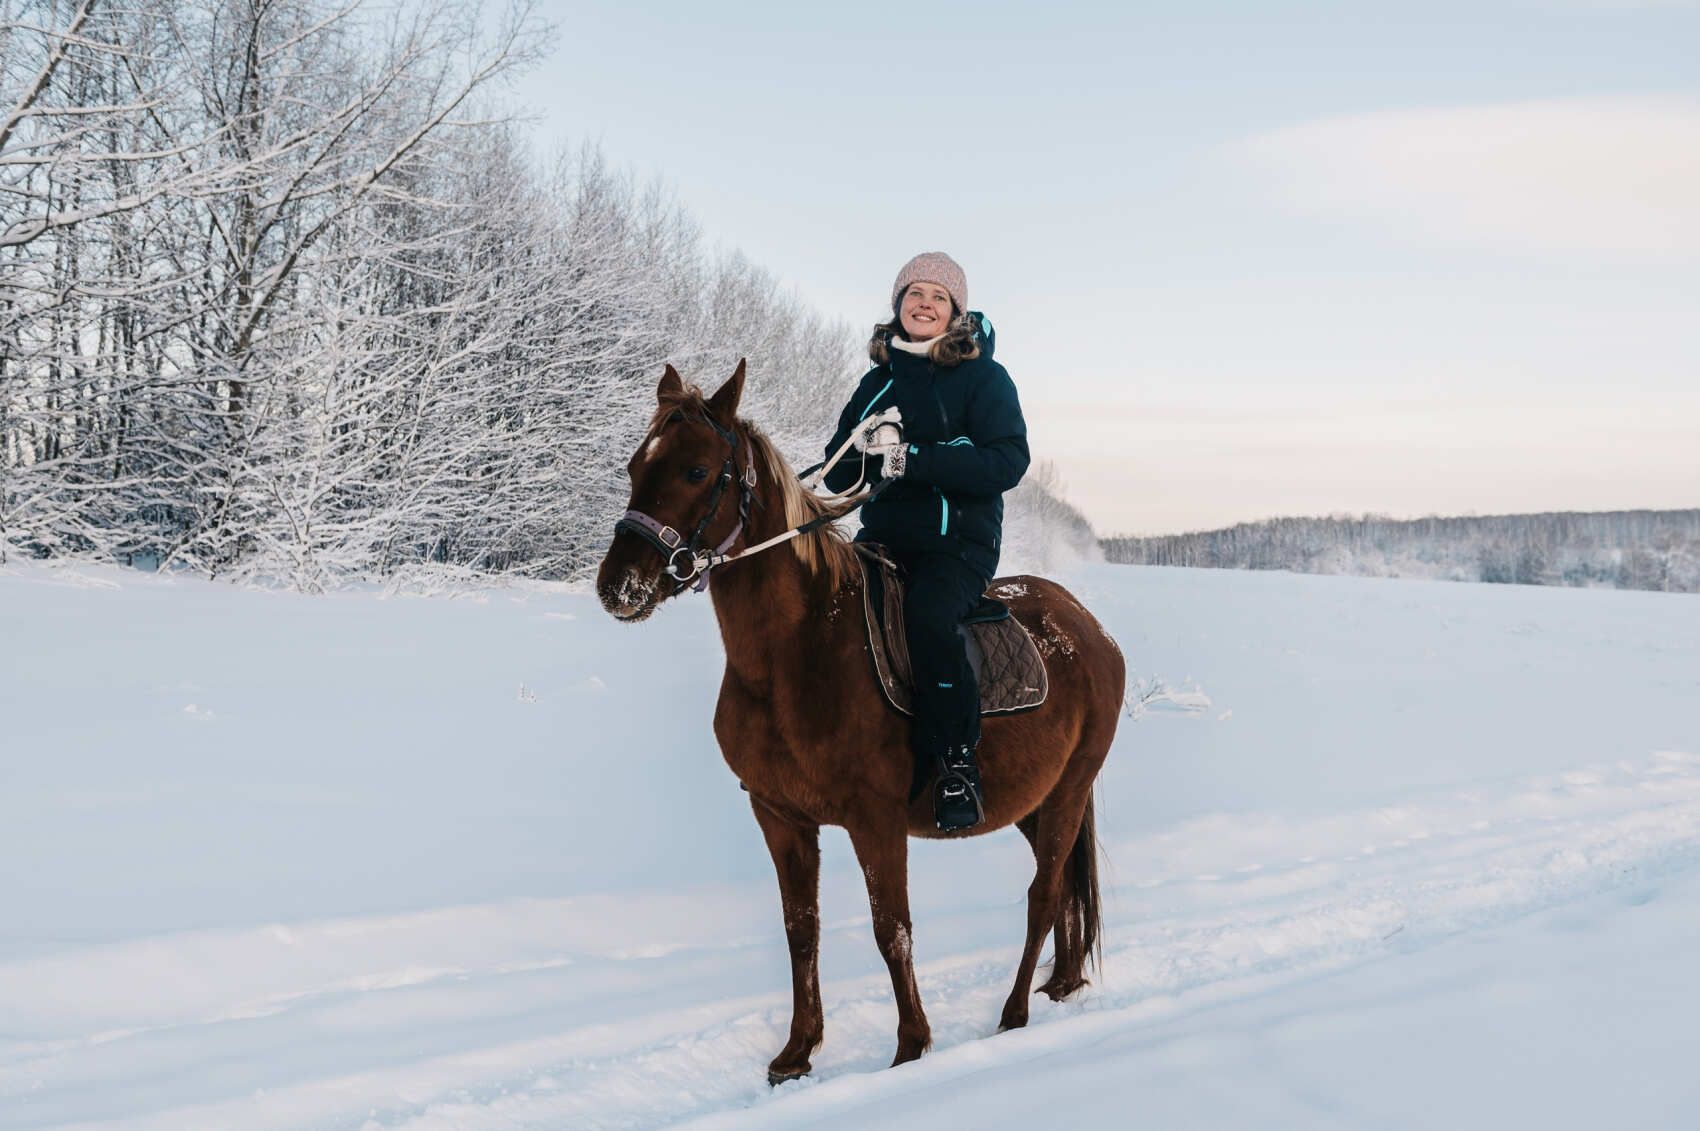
[965,311,995,360]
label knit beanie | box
[890,252,968,316]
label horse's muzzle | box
[596,560,664,623]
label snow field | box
[3,560,1699,1129]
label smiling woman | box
[900,282,953,339]
[819,251,1032,833]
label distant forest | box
[1102,509,1700,594]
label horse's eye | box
[686,465,709,483]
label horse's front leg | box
[750,796,824,1084]
[847,809,931,1066]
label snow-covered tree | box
[2,2,867,583]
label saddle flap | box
[857,546,1047,718]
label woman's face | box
[898,282,954,340]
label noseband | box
[614,412,757,594]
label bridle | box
[614,410,757,594]
[612,407,895,595]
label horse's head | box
[597,360,750,622]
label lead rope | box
[797,406,901,500]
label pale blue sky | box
[501,1,1699,533]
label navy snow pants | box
[889,548,987,762]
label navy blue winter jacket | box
[823,318,1029,579]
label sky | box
[497,0,1699,535]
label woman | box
[823,252,1030,832]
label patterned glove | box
[852,408,903,452]
[880,443,908,480]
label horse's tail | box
[1064,788,1103,976]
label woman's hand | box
[852,407,903,452]
[879,444,908,480]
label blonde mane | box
[653,385,858,593]
[741,423,859,592]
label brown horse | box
[596,361,1126,1082]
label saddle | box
[855,545,1048,718]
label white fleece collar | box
[889,334,941,357]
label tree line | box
[0,0,873,589]
[1102,509,1700,594]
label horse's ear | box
[707,358,746,424]
[658,364,684,402]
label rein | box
[615,410,895,593]
[682,477,894,584]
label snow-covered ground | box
[3,560,1699,1130]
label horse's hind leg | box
[847,808,931,1066]
[750,797,824,1084]
[1016,815,1087,1001]
[1000,786,1092,1031]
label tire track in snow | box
[11,753,1700,1131]
[388,754,1700,1131]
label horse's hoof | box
[890,1033,930,1067]
[1036,975,1088,1002]
[997,1007,1029,1032]
[767,1067,809,1087]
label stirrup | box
[934,758,985,834]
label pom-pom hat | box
[891,252,968,316]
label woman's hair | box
[868,306,982,367]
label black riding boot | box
[935,743,985,833]
[889,549,989,832]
